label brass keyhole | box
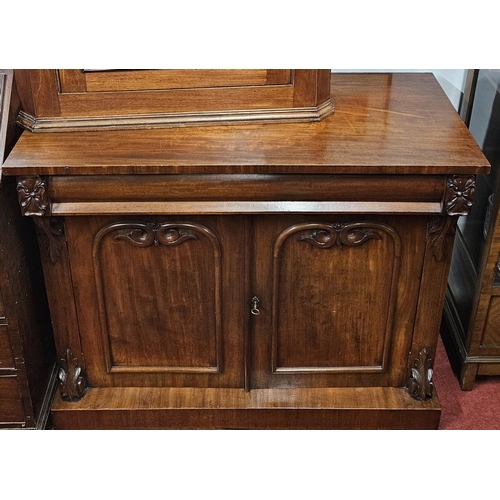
[250,296,260,316]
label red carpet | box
[435,333,500,429]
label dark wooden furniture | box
[2,72,489,429]
[14,69,333,132]
[0,69,56,428]
[444,69,500,389]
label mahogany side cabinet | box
[444,69,500,389]
[1,69,56,429]
[2,72,489,429]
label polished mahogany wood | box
[4,74,488,176]
[50,386,441,430]
[250,214,426,389]
[64,215,245,389]
[48,174,446,202]
[2,73,490,429]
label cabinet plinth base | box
[51,386,441,430]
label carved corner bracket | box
[445,175,476,216]
[407,348,434,401]
[16,175,50,216]
[429,175,476,262]
[58,348,88,402]
[16,175,65,263]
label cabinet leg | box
[459,363,478,391]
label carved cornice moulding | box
[17,101,334,133]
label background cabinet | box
[0,70,56,428]
[444,69,500,389]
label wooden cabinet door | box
[250,215,427,389]
[65,215,246,389]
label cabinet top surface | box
[2,73,490,176]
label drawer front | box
[0,376,25,424]
[0,325,15,369]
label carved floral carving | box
[445,175,476,216]
[58,348,88,402]
[16,175,49,216]
[298,223,382,248]
[114,223,198,247]
[407,348,434,401]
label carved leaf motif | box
[299,227,339,248]
[299,224,382,248]
[58,348,87,402]
[16,176,49,216]
[407,348,434,401]
[428,215,457,262]
[114,223,198,247]
[114,225,156,246]
[156,227,198,246]
[338,227,382,246]
[33,217,65,264]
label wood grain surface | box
[3,74,489,176]
[51,386,441,429]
